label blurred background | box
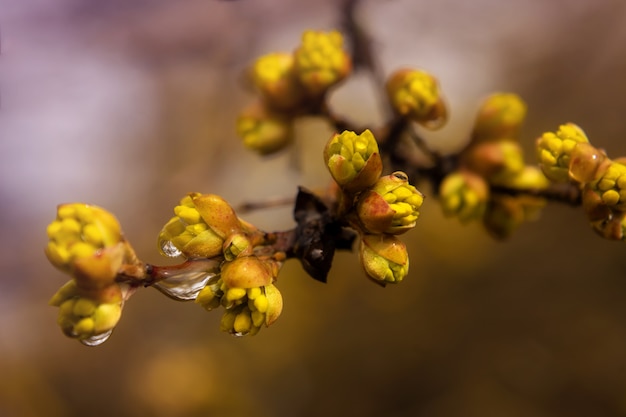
[2,0,626,416]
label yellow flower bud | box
[223,233,252,261]
[52,282,123,343]
[73,298,97,317]
[216,284,282,336]
[483,193,546,240]
[439,170,489,223]
[251,293,269,313]
[71,246,126,290]
[323,129,383,193]
[92,303,122,334]
[582,186,626,241]
[356,172,424,234]
[251,310,265,328]
[471,93,527,142]
[49,279,79,307]
[159,193,248,260]
[251,52,305,111]
[385,68,447,129]
[580,159,626,238]
[191,194,244,239]
[45,203,122,267]
[220,256,277,289]
[263,284,283,326]
[225,287,247,302]
[536,123,589,182]
[233,312,253,334]
[293,30,351,96]
[247,287,261,300]
[504,166,550,190]
[220,310,237,333]
[195,280,222,311]
[461,140,525,185]
[236,103,294,155]
[158,194,225,259]
[45,203,125,288]
[359,234,409,285]
[73,318,95,336]
[587,160,626,210]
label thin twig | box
[236,196,296,214]
[339,0,394,120]
[490,183,582,206]
[406,124,443,164]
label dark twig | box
[490,183,582,206]
[236,196,296,214]
[339,0,379,78]
[339,0,395,120]
[406,124,444,164]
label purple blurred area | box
[2,0,626,416]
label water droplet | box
[80,330,113,346]
[159,239,182,258]
[153,270,219,301]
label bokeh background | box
[2,0,626,416]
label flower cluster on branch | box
[439,93,549,238]
[44,27,625,346]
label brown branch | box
[340,0,380,78]
[236,196,296,214]
[339,0,395,120]
[490,183,582,206]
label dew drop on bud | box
[80,330,113,346]
[569,143,607,183]
[392,171,408,181]
[159,239,182,258]
[152,260,222,301]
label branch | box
[490,183,582,206]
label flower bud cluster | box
[159,193,284,335]
[195,257,283,336]
[440,93,549,238]
[356,172,421,285]
[537,123,591,183]
[236,30,352,155]
[386,69,447,129]
[537,124,626,240]
[294,30,352,96]
[439,170,489,223]
[45,203,135,343]
[49,280,123,342]
[323,129,422,285]
[359,234,409,285]
[324,129,383,192]
[196,261,282,336]
[158,193,249,259]
[236,103,294,156]
[356,172,425,235]
[472,92,527,142]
